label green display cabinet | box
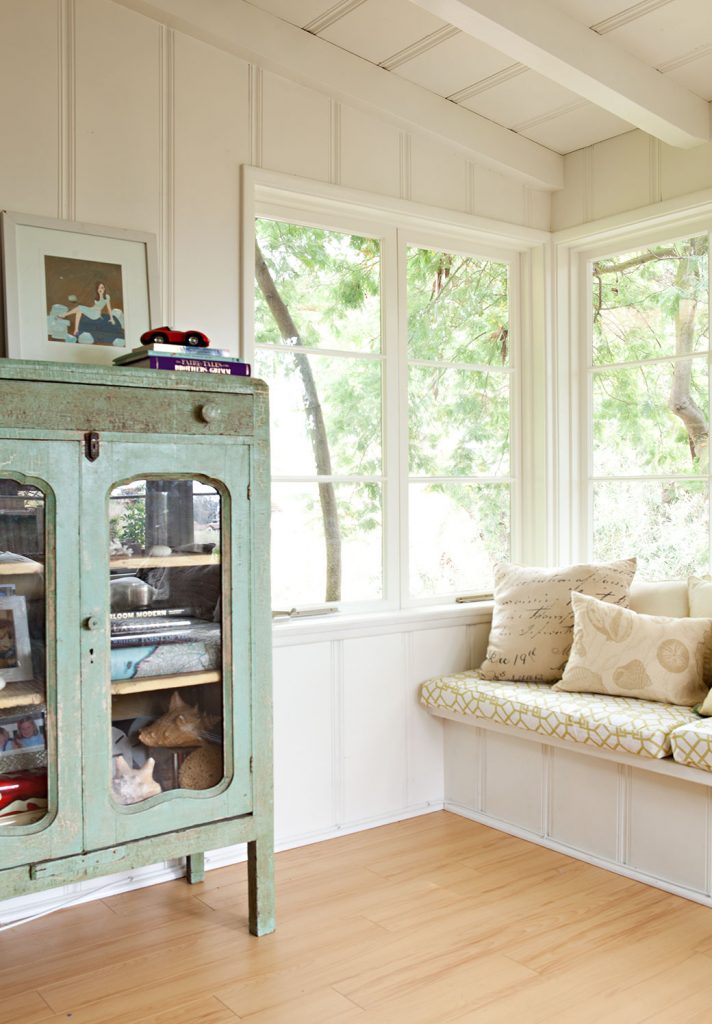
[0,360,274,936]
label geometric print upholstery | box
[420,672,700,759]
[670,719,712,771]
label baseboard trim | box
[445,799,712,909]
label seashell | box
[561,666,603,692]
[586,601,633,643]
[656,638,689,674]
[179,744,223,790]
[613,659,651,691]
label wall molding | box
[158,24,175,325]
[248,63,263,169]
[57,0,76,220]
[330,99,342,185]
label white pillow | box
[478,558,636,684]
[553,592,711,706]
[689,576,712,618]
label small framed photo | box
[0,712,45,756]
[0,211,158,365]
[0,595,32,683]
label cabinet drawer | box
[0,381,254,436]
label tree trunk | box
[255,241,342,602]
[669,245,708,468]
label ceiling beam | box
[410,0,711,148]
[111,0,563,189]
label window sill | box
[271,600,494,646]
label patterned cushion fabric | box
[477,558,636,684]
[670,719,712,771]
[420,672,699,759]
[553,592,711,707]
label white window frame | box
[241,167,546,613]
[553,195,712,572]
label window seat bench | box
[420,580,712,907]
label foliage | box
[591,236,710,578]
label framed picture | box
[0,211,158,365]
[0,594,32,683]
[0,711,45,757]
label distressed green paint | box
[0,361,274,936]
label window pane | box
[255,220,381,354]
[255,349,382,477]
[409,365,509,476]
[592,236,709,365]
[109,478,225,804]
[592,357,708,476]
[0,480,48,827]
[592,480,708,579]
[409,483,510,598]
[271,483,382,606]
[407,246,509,364]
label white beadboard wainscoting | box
[0,606,489,924]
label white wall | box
[552,128,712,231]
[0,0,550,357]
[0,0,546,918]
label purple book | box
[137,355,251,376]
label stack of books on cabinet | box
[114,343,251,377]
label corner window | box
[589,234,710,578]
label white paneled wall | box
[0,0,548,917]
[271,613,488,848]
[552,128,712,230]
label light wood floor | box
[5,811,712,1024]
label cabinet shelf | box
[110,554,220,570]
[0,681,45,709]
[0,562,43,576]
[111,670,221,695]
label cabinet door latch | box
[84,431,100,462]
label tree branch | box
[255,241,342,602]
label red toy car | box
[140,327,210,348]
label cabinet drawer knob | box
[199,402,222,423]
[84,616,99,631]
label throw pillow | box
[689,575,712,617]
[477,558,637,684]
[553,592,711,706]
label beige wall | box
[552,128,712,231]
[0,0,550,354]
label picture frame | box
[0,594,33,683]
[0,711,45,758]
[0,211,159,365]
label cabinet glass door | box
[0,441,82,870]
[109,478,225,805]
[0,480,49,826]
[81,440,252,848]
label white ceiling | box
[244,0,712,155]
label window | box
[588,233,710,578]
[253,212,516,611]
[406,245,511,599]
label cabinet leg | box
[248,837,275,936]
[186,851,205,885]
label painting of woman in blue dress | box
[45,255,126,347]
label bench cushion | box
[670,719,712,771]
[420,672,699,759]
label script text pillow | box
[553,592,711,706]
[477,558,636,684]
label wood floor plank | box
[3,812,712,1024]
[0,989,52,1024]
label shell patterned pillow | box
[553,591,712,706]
